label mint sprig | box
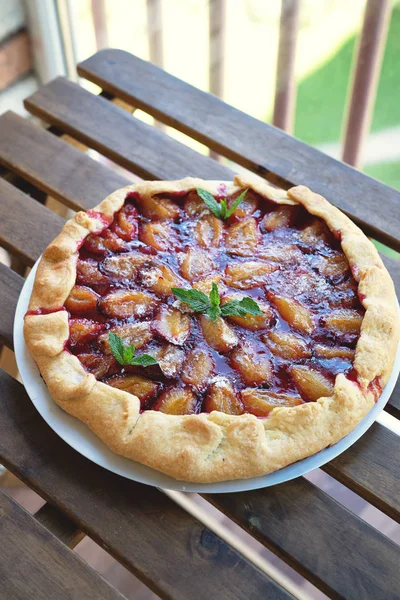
[172,283,263,322]
[221,296,263,318]
[196,188,248,220]
[108,332,158,367]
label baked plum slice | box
[290,365,334,401]
[99,290,158,319]
[268,292,314,334]
[69,318,104,347]
[136,194,180,220]
[241,389,303,416]
[107,373,159,407]
[139,221,178,251]
[101,252,150,280]
[181,346,215,389]
[153,306,191,345]
[77,258,109,286]
[153,387,199,414]
[225,218,259,257]
[204,377,244,414]
[111,203,138,241]
[179,248,215,281]
[222,293,272,331]
[195,213,223,248]
[64,285,99,314]
[98,321,153,353]
[225,261,278,289]
[140,262,184,296]
[153,344,185,378]
[199,314,239,353]
[231,344,272,386]
[78,353,116,379]
[262,206,297,231]
[263,330,311,360]
[83,230,127,255]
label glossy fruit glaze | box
[63,187,365,417]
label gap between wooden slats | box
[342,0,392,168]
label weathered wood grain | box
[24,77,233,182]
[0,489,124,600]
[0,111,130,211]
[0,177,64,264]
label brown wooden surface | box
[0,260,398,596]
[205,478,400,600]
[0,177,64,265]
[24,77,233,182]
[77,49,400,250]
[0,489,124,600]
[0,111,130,211]
[0,369,292,600]
[35,503,85,549]
[0,263,23,350]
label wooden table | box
[0,49,399,600]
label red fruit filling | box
[57,189,365,414]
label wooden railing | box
[90,0,393,170]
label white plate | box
[14,260,400,493]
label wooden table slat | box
[0,489,124,600]
[77,49,400,250]
[0,369,293,600]
[24,77,234,182]
[0,111,130,212]
[0,263,23,350]
[0,177,65,265]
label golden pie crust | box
[24,176,399,482]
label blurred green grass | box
[294,5,400,148]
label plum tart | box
[24,175,399,482]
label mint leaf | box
[221,297,263,318]
[196,188,222,218]
[225,189,248,218]
[209,282,220,309]
[108,332,158,366]
[219,198,228,220]
[207,282,221,321]
[196,187,249,220]
[171,287,210,312]
[108,331,130,365]
[207,305,221,321]
[131,354,159,366]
